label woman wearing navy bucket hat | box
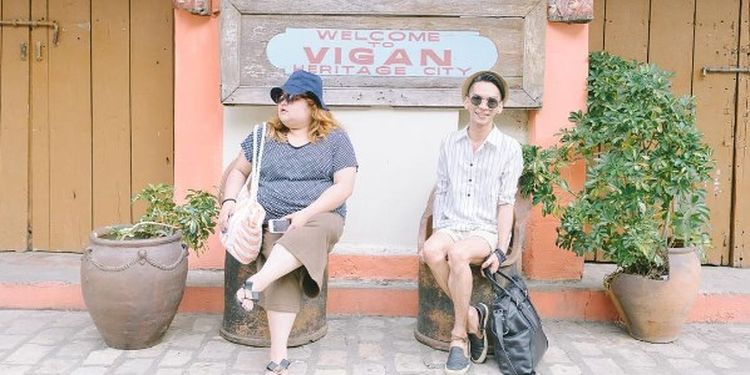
[219,70,358,374]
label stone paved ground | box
[0,310,749,374]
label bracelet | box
[494,248,507,264]
[221,198,237,205]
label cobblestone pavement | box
[0,310,749,374]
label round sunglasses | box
[469,95,501,109]
[273,92,305,104]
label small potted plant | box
[531,52,714,342]
[81,184,218,349]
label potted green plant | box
[530,52,714,342]
[81,184,218,349]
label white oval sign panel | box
[267,28,498,78]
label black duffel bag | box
[483,268,548,375]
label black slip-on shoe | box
[468,303,489,363]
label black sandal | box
[237,279,261,311]
[266,359,291,374]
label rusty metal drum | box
[414,262,517,351]
[220,253,327,347]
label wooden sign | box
[548,0,594,23]
[221,0,546,108]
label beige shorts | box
[435,228,497,252]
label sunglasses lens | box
[469,95,500,109]
[277,93,296,104]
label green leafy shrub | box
[520,52,714,279]
[519,144,569,217]
[108,184,218,255]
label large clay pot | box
[607,247,701,343]
[81,227,188,349]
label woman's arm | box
[285,166,357,229]
[218,151,252,231]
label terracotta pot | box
[607,247,701,343]
[81,227,188,349]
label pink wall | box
[174,10,225,269]
[525,23,588,280]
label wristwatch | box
[494,248,507,264]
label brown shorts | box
[257,212,344,313]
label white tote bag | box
[221,123,267,264]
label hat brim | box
[462,71,509,104]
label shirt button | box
[469,179,472,182]
[470,163,474,167]
[467,194,471,197]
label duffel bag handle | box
[482,267,526,305]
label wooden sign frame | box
[221,0,546,108]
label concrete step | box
[1,252,749,322]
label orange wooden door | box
[0,0,32,251]
[590,0,748,266]
[0,0,173,252]
[733,0,749,267]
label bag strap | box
[496,268,530,298]
[237,124,259,196]
[248,123,266,201]
[482,268,526,305]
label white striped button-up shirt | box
[433,126,523,234]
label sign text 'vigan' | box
[266,28,498,78]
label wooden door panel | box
[692,0,740,265]
[92,0,132,229]
[733,0,749,267]
[47,0,92,251]
[0,0,30,251]
[588,0,605,53]
[604,0,650,62]
[31,0,51,249]
[130,0,174,219]
[649,0,696,96]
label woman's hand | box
[218,201,236,233]
[284,209,314,231]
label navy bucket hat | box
[270,70,329,110]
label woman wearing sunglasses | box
[420,71,523,374]
[219,70,358,374]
